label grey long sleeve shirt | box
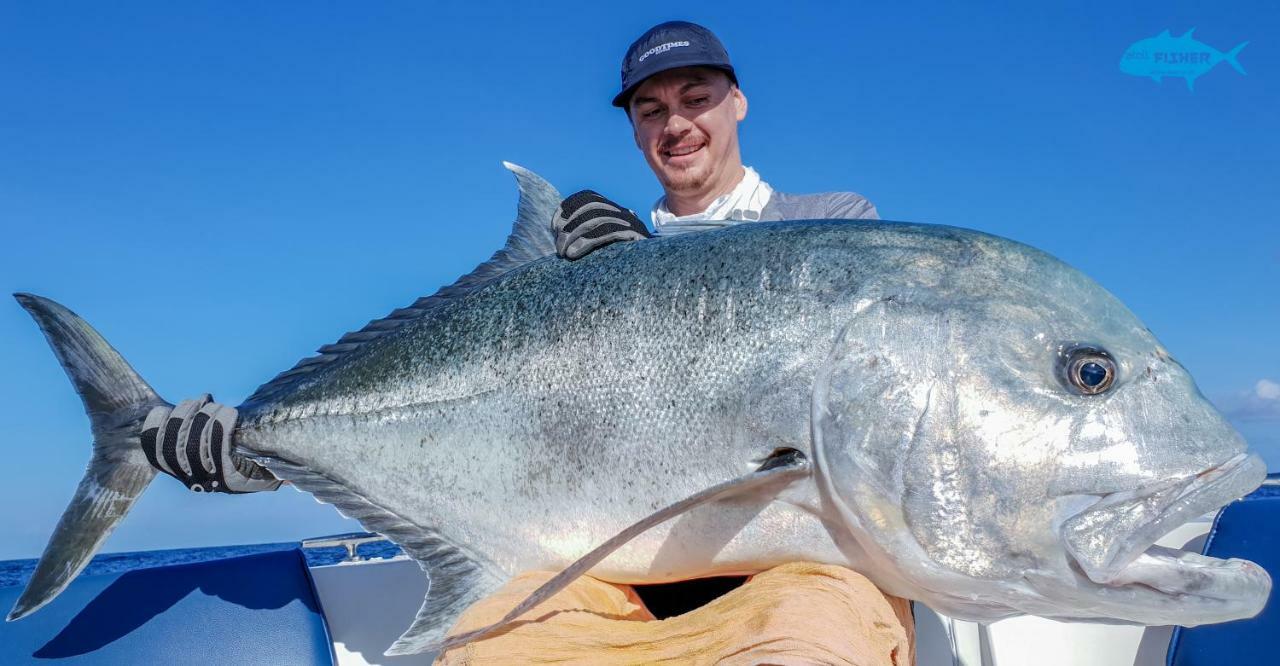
[758,190,879,222]
[652,189,880,236]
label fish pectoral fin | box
[431,448,812,654]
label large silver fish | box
[8,164,1271,655]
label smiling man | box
[553,21,879,260]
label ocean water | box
[0,538,403,590]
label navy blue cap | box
[612,21,737,108]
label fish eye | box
[1058,345,1117,395]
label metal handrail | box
[301,532,387,562]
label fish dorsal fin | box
[437,161,562,294]
[245,162,561,404]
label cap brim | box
[612,60,737,108]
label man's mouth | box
[662,142,705,161]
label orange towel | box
[436,562,915,666]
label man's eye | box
[641,108,662,118]
[688,97,709,107]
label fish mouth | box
[1057,453,1270,619]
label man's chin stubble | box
[659,165,709,194]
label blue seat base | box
[0,548,334,665]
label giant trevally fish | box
[1120,28,1247,91]
[7,164,1271,655]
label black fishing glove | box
[140,395,283,493]
[553,190,652,260]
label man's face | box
[628,67,748,195]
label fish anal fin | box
[385,546,504,656]
[245,455,505,656]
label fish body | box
[1120,28,1247,90]
[9,166,1272,655]
[237,218,875,581]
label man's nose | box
[664,111,694,136]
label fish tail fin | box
[1225,41,1248,75]
[7,293,169,621]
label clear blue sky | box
[1,2,1276,560]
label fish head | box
[811,228,1270,626]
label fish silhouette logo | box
[1120,29,1247,90]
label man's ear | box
[732,86,748,121]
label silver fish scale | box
[234,220,982,578]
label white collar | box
[651,166,774,234]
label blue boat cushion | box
[1167,483,1280,666]
[0,548,334,665]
